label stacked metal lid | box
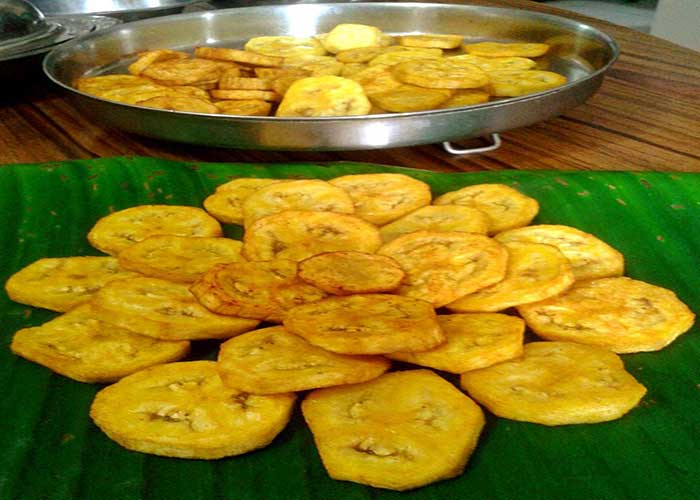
[0,0,119,63]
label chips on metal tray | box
[245,36,326,58]
[136,95,219,114]
[218,325,391,394]
[194,46,283,67]
[397,34,463,49]
[462,41,550,58]
[214,99,273,116]
[460,341,647,425]
[320,23,383,54]
[487,70,568,97]
[392,59,490,89]
[90,361,295,459]
[276,76,371,117]
[302,369,485,490]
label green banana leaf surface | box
[1,157,699,500]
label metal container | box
[29,0,199,22]
[43,2,619,151]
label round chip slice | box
[128,49,189,76]
[241,179,355,228]
[368,49,443,67]
[447,54,537,72]
[462,42,550,58]
[194,46,283,67]
[282,55,344,77]
[5,256,140,312]
[75,75,154,94]
[284,294,445,354]
[392,59,489,89]
[190,259,326,323]
[243,210,382,262]
[438,89,491,108]
[387,313,524,373]
[87,205,222,256]
[460,341,647,425]
[329,173,432,225]
[92,277,259,341]
[369,84,453,112]
[378,205,490,242]
[487,70,567,97]
[275,76,371,117]
[214,99,272,116]
[11,304,189,383]
[90,361,295,459]
[218,326,391,394]
[378,231,508,308]
[203,178,283,224]
[142,58,224,86]
[117,235,244,283]
[348,64,403,96]
[302,369,485,491]
[136,95,219,114]
[494,224,624,280]
[517,277,695,353]
[447,241,575,312]
[245,36,326,57]
[397,34,464,49]
[320,23,383,54]
[433,183,540,234]
[298,251,405,295]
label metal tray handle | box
[442,133,502,155]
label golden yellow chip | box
[88,83,201,106]
[141,58,223,86]
[214,99,272,116]
[378,205,490,242]
[517,277,695,353]
[194,46,283,67]
[90,361,295,459]
[397,34,463,49]
[241,179,355,228]
[87,205,222,256]
[302,369,485,491]
[494,224,624,280]
[283,294,445,354]
[348,64,403,96]
[340,62,368,78]
[336,46,386,63]
[203,178,283,224]
[167,85,211,99]
[487,70,567,97]
[11,304,189,383]
[128,49,189,76]
[5,256,139,312]
[387,313,524,373]
[438,89,490,108]
[369,84,453,112]
[243,210,382,262]
[92,277,259,341]
[269,74,305,96]
[136,95,219,114]
[210,89,281,101]
[392,59,489,89]
[433,183,540,234]
[447,241,575,312]
[368,49,443,67]
[218,75,273,91]
[463,42,550,58]
[117,235,243,283]
[378,231,508,308]
[282,55,344,76]
[447,54,537,72]
[276,76,371,117]
[245,36,326,57]
[218,326,391,394]
[75,75,153,93]
[189,260,326,323]
[298,251,405,295]
[460,341,647,425]
[254,67,310,80]
[329,172,432,225]
[320,23,383,54]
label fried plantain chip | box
[117,235,244,283]
[298,251,405,295]
[136,95,219,114]
[397,34,464,49]
[141,58,223,86]
[284,294,445,354]
[487,70,567,97]
[462,42,550,58]
[128,49,189,76]
[392,58,489,89]
[214,99,272,116]
[5,256,139,312]
[302,370,485,490]
[90,361,295,459]
[447,241,575,312]
[203,178,283,224]
[11,304,189,383]
[378,231,508,308]
[243,210,382,262]
[378,205,490,242]
[245,36,326,58]
[438,89,490,108]
[218,325,391,394]
[368,84,453,112]
[320,23,383,54]
[460,341,647,425]
[276,76,371,117]
[494,224,624,280]
[87,205,222,256]
[92,276,259,341]
[433,183,540,234]
[387,313,524,373]
[517,277,695,353]
[194,46,283,67]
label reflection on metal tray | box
[29,0,200,22]
[43,2,618,151]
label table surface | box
[1,0,698,172]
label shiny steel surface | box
[30,0,199,21]
[0,0,46,43]
[43,3,619,151]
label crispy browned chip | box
[195,46,283,67]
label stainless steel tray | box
[29,0,200,22]
[43,2,618,151]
